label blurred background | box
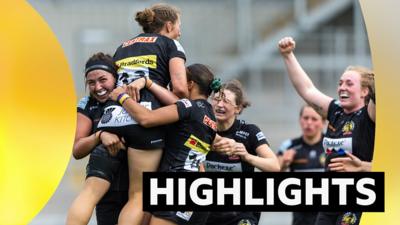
[27,0,371,224]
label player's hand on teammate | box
[126,78,146,102]
[109,85,127,101]
[99,131,126,156]
[213,137,237,156]
[282,148,296,167]
[278,37,296,56]
[231,142,249,156]
[328,151,364,172]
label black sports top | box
[158,99,217,172]
[77,96,107,133]
[113,33,186,88]
[77,96,128,191]
[323,100,375,163]
[278,136,325,172]
[205,119,269,172]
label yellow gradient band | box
[0,1,75,224]
[360,0,399,224]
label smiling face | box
[85,69,116,103]
[337,70,368,113]
[211,89,240,123]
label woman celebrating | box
[278,37,375,225]
[110,63,226,225]
[96,3,188,225]
[204,79,280,225]
[66,52,128,225]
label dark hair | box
[299,105,326,120]
[135,3,180,34]
[186,64,220,97]
[219,79,250,114]
[85,52,118,79]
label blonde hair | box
[345,65,375,105]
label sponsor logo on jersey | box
[342,121,355,136]
[205,161,242,172]
[116,55,157,71]
[185,151,206,171]
[179,99,192,108]
[235,130,249,139]
[341,212,358,225]
[117,67,150,86]
[323,137,352,154]
[89,105,99,111]
[184,135,210,154]
[97,102,151,128]
[256,131,266,141]
[122,36,158,47]
[150,139,163,144]
[97,105,136,127]
[203,115,217,131]
[196,101,205,108]
[176,211,193,221]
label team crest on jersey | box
[237,219,252,225]
[341,212,357,225]
[176,211,193,221]
[203,115,217,131]
[319,153,326,166]
[122,36,158,48]
[342,121,355,135]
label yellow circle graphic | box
[360,0,400,224]
[0,1,75,225]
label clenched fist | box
[278,37,296,56]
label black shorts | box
[96,190,128,225]
[315,212,362,225]
[97,99,165,150]
[86,144,126,183]
[152,211,210,225]
[292,212,318,225]
[206,212,260,225]
[99,124,165,150]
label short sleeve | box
[167,39,186,61]
[175,98,193,120]
[327,99,341,123]
[77,96,90,118]
[247,124,269,153]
